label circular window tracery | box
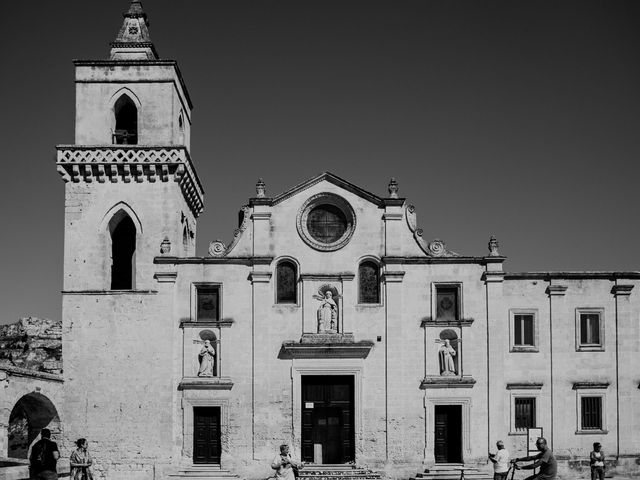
[296,193,356,251]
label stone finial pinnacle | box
[109,0,158,60]
[388,178,399,198]
[256,178,266,198]
[488,235,500,256]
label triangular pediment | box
[271,172,385,207]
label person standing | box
[513,437,557,480]
[69,438,94,480]
[590,442,605,480]
[488,440,510,480]
[29,428,60,480]
[271,444,303,480]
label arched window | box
[109,212,136,289]
[113,94,138,144]
[276,261,297,304]
[358,261,379,304]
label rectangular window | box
[514,314,535,346]
[436,286,459,321]
[196,286,220,322]
[576,309,604,351]
[581,396,602,430]
[514,397,536,431]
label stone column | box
[484,256,505,459]
[382,268,406,463]
[250,270,272,460]
[612,283,634,457]
[546,283,567,451]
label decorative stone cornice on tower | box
[110,0,159,60]
[56,145,204,217]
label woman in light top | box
[69,438,93,480]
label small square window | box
[575,387,607,434]
[196,286,220,322]
[435,285,460,321]
[510,309,538,352]
[576,309,604,351]
[514,397,536,431]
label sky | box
[1,1,639,324]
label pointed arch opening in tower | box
[109,211,137,289]
[113,94,138,144]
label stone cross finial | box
[256,178,266,198]
[388,178,399,198]
[488,235,500,256]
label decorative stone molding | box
[178,376,234,390]
[153,272,177,283]
[208,205,250,257]
[482,271,506,283]
[160,236,171,254]
[180,319,234,328]
[506,382,543,390]
[420,317,474,328]
[300,273,355,281]
[278,335,374,359]
[382,271,405,283]
[546,285,568,296]
[488,235,500,256]
[296,193,356,252]
[388,178,399,198]
[255,178,266,198]
[420,376,476,389]
[56,145,204,216]
[611,284,634,296]
[405,204,459,257]
[249,271,272,284]
[572,382,609,390]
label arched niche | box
[7,393,60,459]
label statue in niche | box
[314,285,340,333]
[438,339,457,376]
[197,339,216,377]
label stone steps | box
[410,464,493,480]
[298,465,382,480]
[167,466,240,480]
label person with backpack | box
[29,428,60,479]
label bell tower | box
[56,1,203,465]
[57,0,202,292]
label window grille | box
[276,261,297,304]
[306,205,347,243]
[581,396,602,430]
[514,397,536,431]
[358,262,379,304]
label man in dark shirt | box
[513,437,557,480]
[29,428,60,480]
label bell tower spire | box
[110,0,159,60]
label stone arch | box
[7,392,60,459]
[357,256,381,304]
[274,256,299,304]
[109,88,142,144]
[99,202,143,234]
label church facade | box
[55,2,640,480]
